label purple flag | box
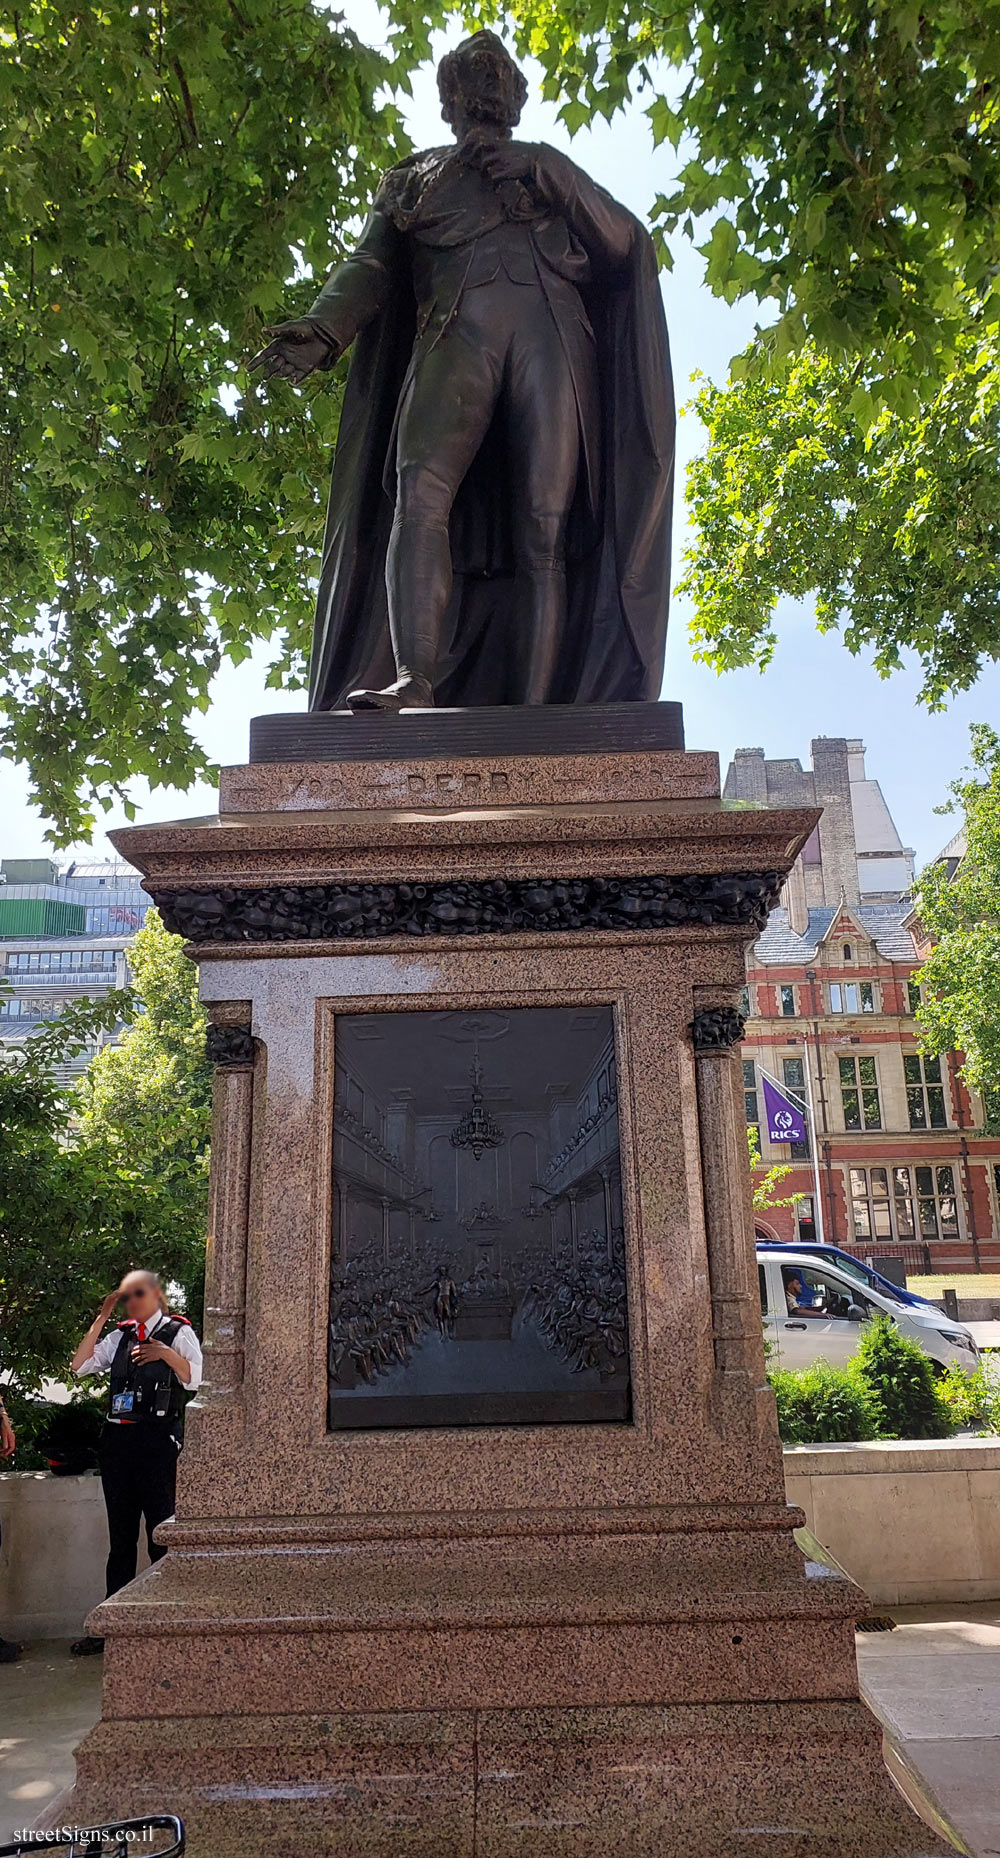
[762,1074,807,1145]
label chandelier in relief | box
[449,1035,506,1161]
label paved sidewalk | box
[0,1641,102,1842]
[858,1604,1000,1858]
[1,1615,999,1851]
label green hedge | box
[851,1315,954,1439]
[769,1360,884,1444]
[769,1315,957,1444]
[2,1389,105,1472]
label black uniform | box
[99,1316,191,1597]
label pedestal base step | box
[61,1699,957,1857]
[248,700,685,765]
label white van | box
[757,1246,979,1376]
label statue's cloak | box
[307,213,675,711]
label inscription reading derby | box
[154,872,782,944]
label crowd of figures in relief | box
[328,1006,630,1428]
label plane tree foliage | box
[468,0,1000,697]
[0,0,412,844]
[78,908,212,1318]
[679,332,1000,705]
[0,991,140,1392]
[0,913,210,1391]
[914,724,1000,1121]
[6,0,1000,840]
[480,0,1000,389]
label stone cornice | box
[110,799,820,896]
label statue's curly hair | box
[438,31,529,131]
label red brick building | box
[726,741,1000,1275]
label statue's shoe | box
[345,678,434,712]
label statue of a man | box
[252,31,674,713]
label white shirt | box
[74,1309,204,1418]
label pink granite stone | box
[49,745,955,1856]
[218,746,723,814]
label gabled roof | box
[752,903,917,966]
[815,900,871,950]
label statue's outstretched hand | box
[248,319,337,384]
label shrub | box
[939,1357,1000,1434]
[1,1390,104,1473]
[769,1360,885,1445]
[852,1315,955,1439]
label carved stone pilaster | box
[201,1010,254,1410]
[691,999,766,1431]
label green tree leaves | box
[1,0,413,843]
[680,334,1000,704]
[7,0,1000,834]
[77,910,212,1315]
[0,914,211,1390]
[451,0,1000,695]
[483,0,1000,393]
[913,724,1000,1116]
[0,990,140,1393]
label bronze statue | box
[251,32,675,712]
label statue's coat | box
[305,143,675,710]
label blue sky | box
[2,18,997,868]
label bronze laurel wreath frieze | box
[690,1007,747,1051]
[205,1024,255,1068]
[155,871,782,945]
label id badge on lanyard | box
[111,1390,136,1416]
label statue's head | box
[438,31,529,136]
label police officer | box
[68,1270,202,1655]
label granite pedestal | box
[58,709,956,1854]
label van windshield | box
[831,1255,873,1289]
[832,1255,906,1304]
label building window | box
[849,1164,960,1244]
[842,942,853,961]
[904,1053,947,1130]
[829,981,876,1013]
[907,978,922,1015]
[848,1165,893,1240]
[0,997,65,1022]
[796,1194,816,1243]
[781,1057,810,1159]
[779,984,796,1017]
[840,1054,881,1130]
[6,948,116,973]
[743,1059,759,1147]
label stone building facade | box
[726,743,1000,1274]
[741,900,1000,1272]
[725,737,915,911]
